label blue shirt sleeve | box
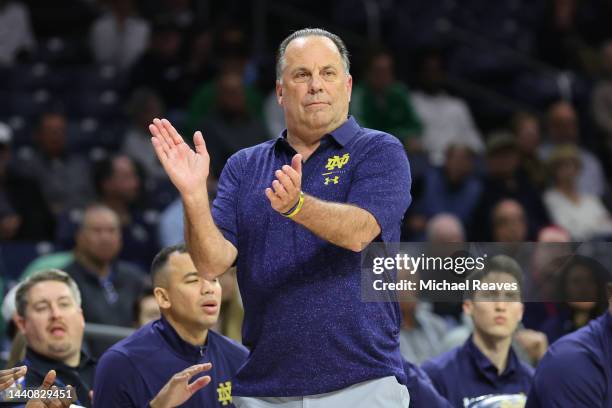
[420,359,449,399]
[526,344,606,408]
[346,136,412,243]
[212,152,243,248]
[94,350,150,408]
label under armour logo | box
[324,176,339,185]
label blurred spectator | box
[14,269,95,407]
[492,199,528,243]
[591,40,612,159]
[90,0,151,70]
[0,122,54,240]
[121,88,167,181]
[414,144,482,227]
[526,274,612,407]
[543,145,612,240]
[91,154,159,268]
[472,133,550,240]
[158,178,217,248]
[512,112,547,189]
[411,50,484,166]
[263,90,285,139]
[0,0,36,66]
[540,255,609,344]
[426,213,465,323]
[397,266,447,365]
[536,0,591,71]
[129,21,196,111]
[540,100,605,197]
[196,71,268,178]
[133,286,159,328]
[64,204,147,357]
[423,255,534,407]
[185,24,263,139]
[426,213,465,244]
[350,48,422,149]
[158,197,183,247]
[16,111,94,216]
[213,267,243,342]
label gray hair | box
[276,28,350,81]
[16,269,82,317]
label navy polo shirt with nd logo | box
[422,336,534,408]
[212,116,412,396]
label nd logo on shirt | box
[463,393,526,408]
[323,153,350,185]
[217,381,232,406]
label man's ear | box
[346,74,353,103]
[607,283,612,303]
[275,80,283,106]
[14,314,26,334]
[154,287,171,310]
[463,299,474,317]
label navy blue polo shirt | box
[422,336,534,407]
[212,116,412,396]
[526,311,612,408]
[403,360,452,408]
[93,316,248,407]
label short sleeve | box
[94,350,149,408]
[526,345,606,408]
[347,136,411,243]
[212,152,243,248]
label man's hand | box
[149,118,210,197]
[265,154,303,214]
[25,370,75,408]
[0,366,27,391]
[515,329,549,362]
[149,363,212,408]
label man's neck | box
[75,252,111,279]
[286,117,348,161]
[165,314,209,346]
[472,330,512,375]
[63,352,81,368]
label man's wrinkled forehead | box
[283,36,344,70]
[27,281,74,305]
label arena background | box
[1,0,612,384]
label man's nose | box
[309,72,324,93]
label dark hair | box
[556,255,609,309]
[466,254,524,299]
[132,285,155,324]
[151,244,189,284]
[92,154,142,197]
[276,28,350,80]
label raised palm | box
[149,118,210,196]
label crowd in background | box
[1,0,612,386]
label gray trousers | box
[233,376,410,408]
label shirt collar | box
[464,335,518,384]
[24,347,95,375]
[155,316,208,361]
[274,116,360,150]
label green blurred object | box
[20,251,74,280]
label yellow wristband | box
[284,191,305,218]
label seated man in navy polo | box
[422,255,534,407]
[94,244,248,407]
[526,280,612,407]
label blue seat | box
[0,241,55,281]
